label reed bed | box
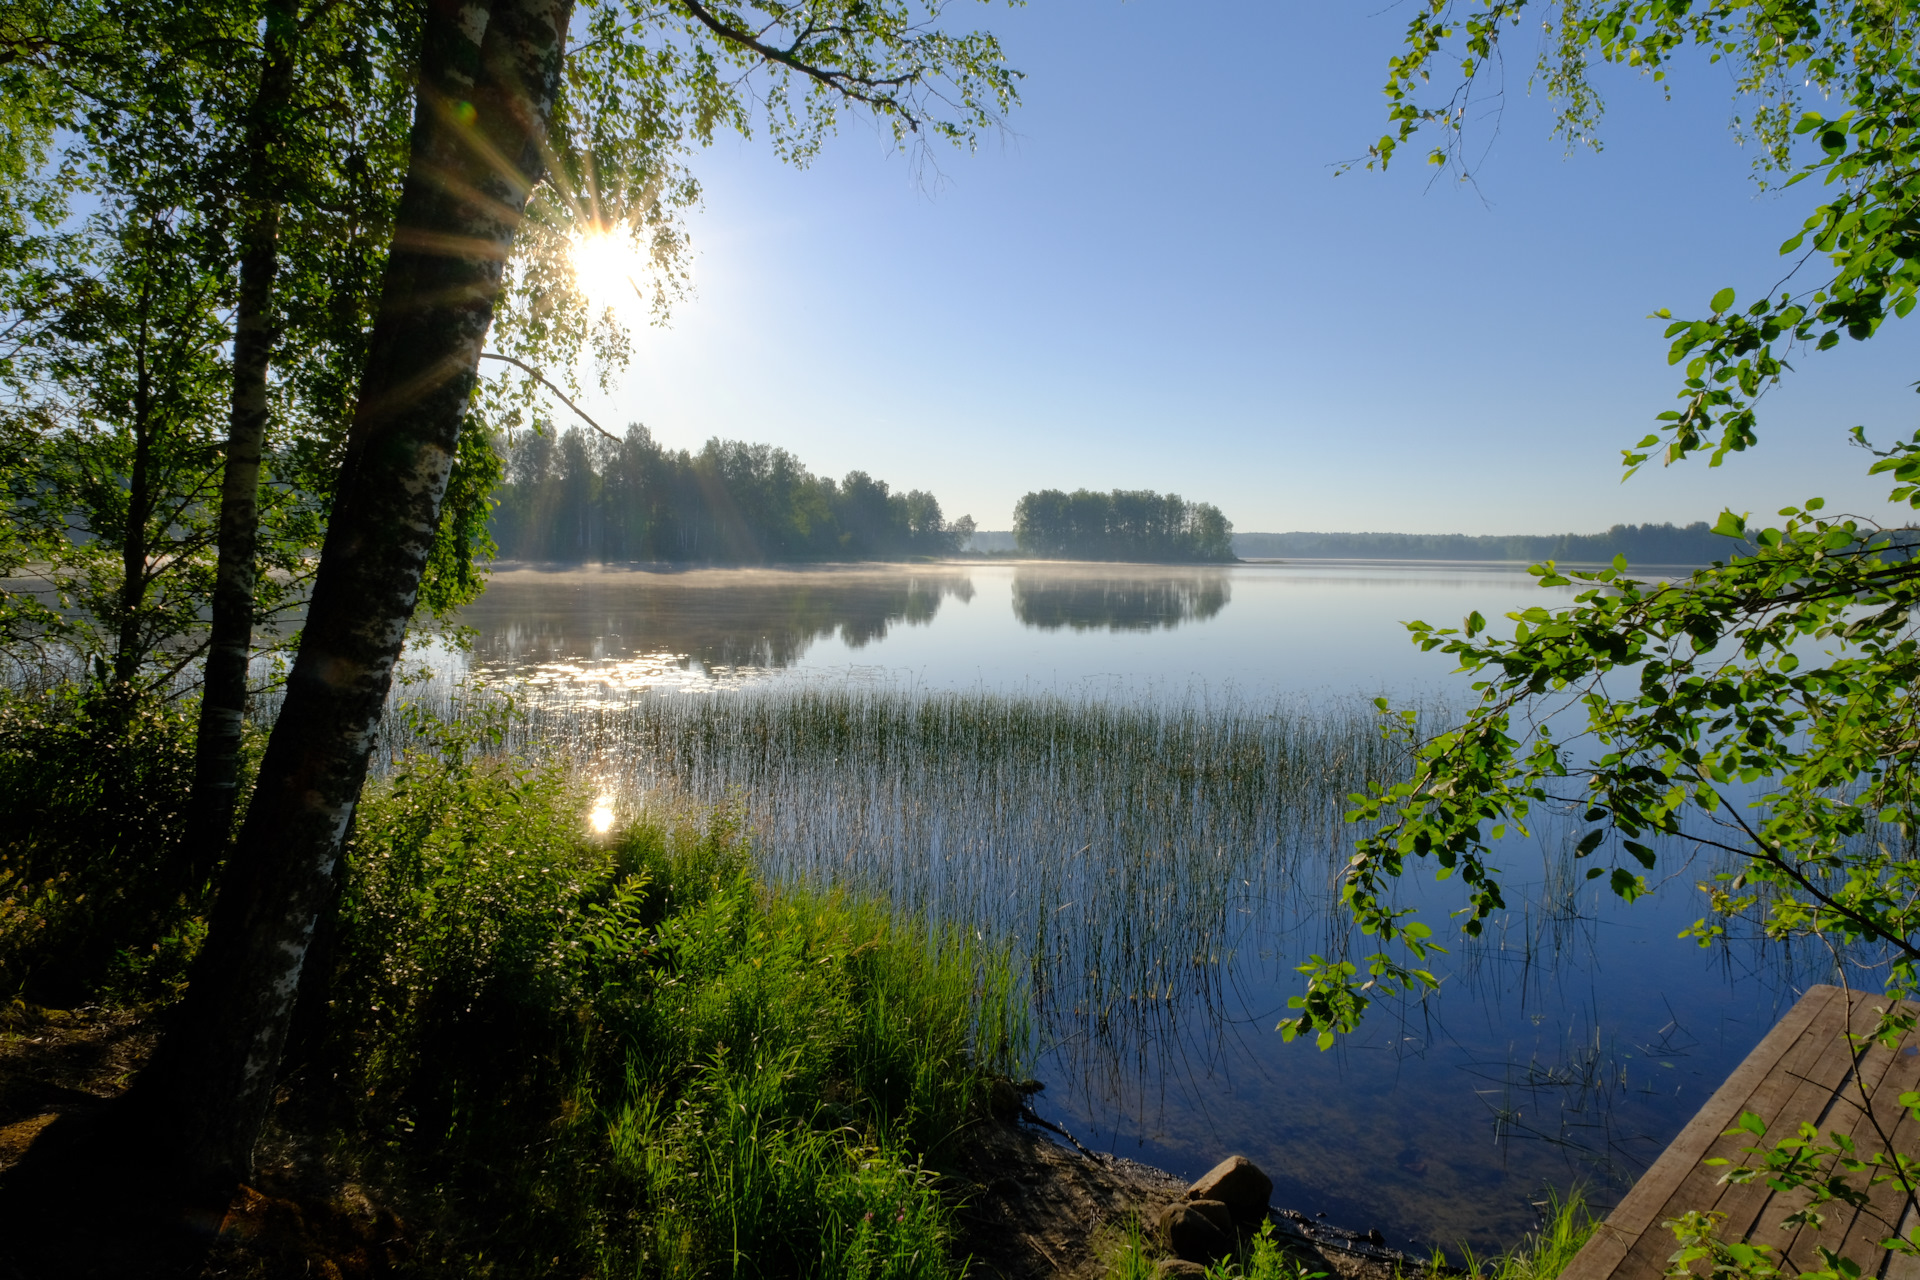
[366,683,1433,1089]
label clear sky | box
[565,0,1917,537]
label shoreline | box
[0,1005,1426,1280]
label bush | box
[0,687,204,1006]
[323,723,1027,1277]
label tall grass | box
[313,720,1027,1276]
[1453,1189,1599,1280]
[362,684,1428,1088]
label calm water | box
[451,559,1608,698]
[443,561,1821,1253]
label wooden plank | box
[1884,1203,1920,1280]
[1606,988,1858,1280]
[1709,991,1893,1258]
[1819,1014,1920,1272]
[1558,986,1840,1280]
[1761,999,1916,1273]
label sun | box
[570,228,650,320]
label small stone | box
[1156,1261,1209,1280]
[1158,1201,1235,1263]
[1187,1155,1274,1222]
[1187,1199,1234,1234]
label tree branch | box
[672,0,917,121]
[478,351,618,442]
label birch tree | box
[115,0,1023,1199]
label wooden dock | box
[1562,985,1920,1280]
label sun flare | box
[570,229,649,319]
[588,794,616,835]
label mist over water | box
[446,559,1607,699]
[429,561,1830,1252]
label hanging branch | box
[479,350,618,442]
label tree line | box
[1011,488,1235,562]
[492,426,974,562]
[1232,522,1760,564]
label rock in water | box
[1158,1200,1235,1263]
[1187,1155,1274,1222]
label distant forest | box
[1229,523,1754,564]
[1011,489,1235,562]
[490,427,974,563]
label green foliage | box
[1293,0,1920,1043]
[1308,5,1920,1277]
[1663,1209,1784,1280]
[1455,1189,1599,1280]
[1667,1086,1920,1280]
[490,425,974,562]
[0,688,205,1005]
[1013,488,1235,563]
[1102,1220,1329,1280]
[416,411,505,619]
[322,725,1025,1276]
[1203,1222,1327,1280]
[1357,0,1920,471]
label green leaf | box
[1711,286,1737,313]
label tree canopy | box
[491,425,973,562]
[1291,5,1920,1272]
[1012,487,1235,563]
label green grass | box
[1101,1218,1328,1280]
[1099,1193,1597,1280]
[1451,1189,1598,1280]
[312,714,1029,1276]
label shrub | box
[0,687,203,1005]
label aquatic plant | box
[364,684,1428,1080]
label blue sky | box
[569,0,1917,536]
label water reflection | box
[419,563,1830,1251]
[1011,567,1230,631]
[458,566,974,693]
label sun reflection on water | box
[588,794,615,834]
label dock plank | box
[1709,993,1889,1255]
[1558,986,1837,1280]
[1561,987,1920,1280]
[1607,990,1854,1280]
[1758,1000,1914,1272]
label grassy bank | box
[1,692,1029,1276]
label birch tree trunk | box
[130,0,574,1194]
[184,0,300,875]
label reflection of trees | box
[464,572,975,675]
[1010,572,1230,632]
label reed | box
[358,682,1433,1099]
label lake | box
[449,559,1609,699]
[436,560,1822,1254]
